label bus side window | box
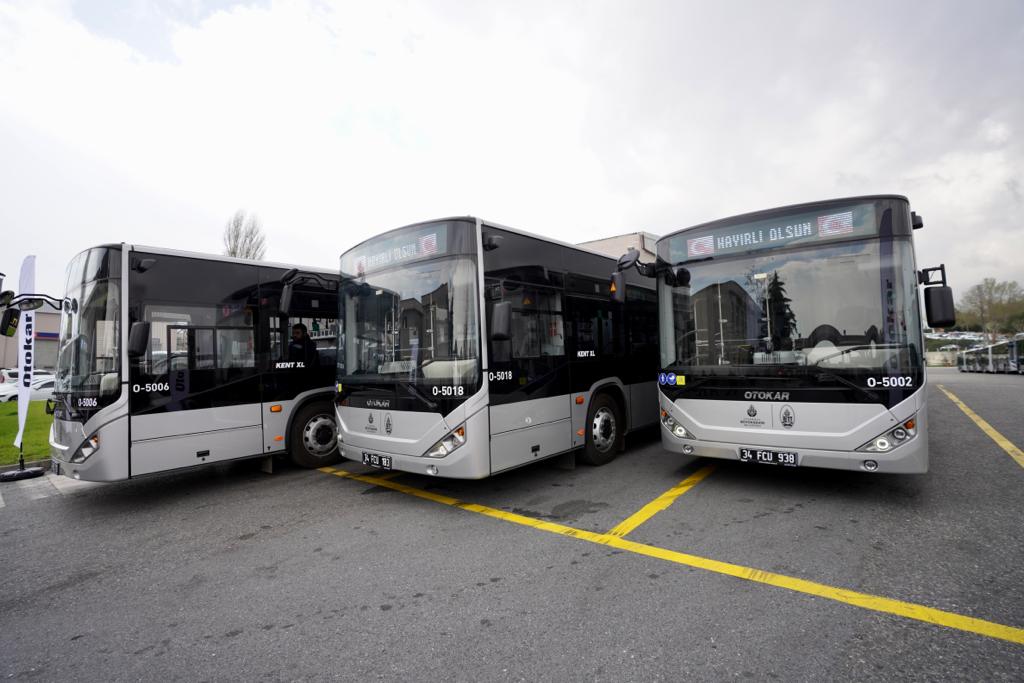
[267,285,338,368]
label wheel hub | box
[591,407,617,452]
[303,414,337,457]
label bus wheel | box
[289,403,340,468]
[580,393,622,466]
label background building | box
[0,309,60,371]
[578,231,658,263]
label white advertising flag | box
[13,255,36,449]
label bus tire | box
[289,402,340,468]
[580,393,623,466]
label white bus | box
[627,196,954,473]
[38,245,343,481]
[333,218,660,478]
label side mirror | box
[610,271,626,304]
[0,308,20,337]
[671,265,691,288]
[0,290,13,307]
[924,286,955,328]
[490,301,512,341]
[127,321,151,358]
[616,248,640,272]
[280,283,293,316]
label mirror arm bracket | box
[918,264,947,287]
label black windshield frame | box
[656,199,924,407]
[54,247,123,421]
[337,220,482,414]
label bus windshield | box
[339,256,480,387]
[659,238,923,381]
[55,247,122,415]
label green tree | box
[959,278,1023,340]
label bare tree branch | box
[223,210,267,260]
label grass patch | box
[0,400,52,466]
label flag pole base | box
[1,466,46,482]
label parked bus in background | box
[40,245,342,482]
[621,195,955,474]
[959,347,987,372]
[960,341,1024,374]
[332,218,659,479]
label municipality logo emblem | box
[747,405,758,418]
[780,405,795,429]
[385,414,393,435]
[368,414,374,424]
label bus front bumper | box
[49,415,130,482]
[339,442,493,479]
[659,423,929,474]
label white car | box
[0,376,55,402]
[1,369,54,385]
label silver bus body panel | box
[490,417,572,473]
[490,395,569,433]
[659,389,928,473]
[340,406,493,479]
[130,403,264,476]
[49,392,132,482]
[261,387,335,455]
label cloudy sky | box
[1,0,1021,300]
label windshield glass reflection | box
[55,249,121,409]
[339,257,480,386]
[659,239,922,374]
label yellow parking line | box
[938,385,1024,469]
[316,466,1024,645]
[607,464,717,538]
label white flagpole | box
[13,255,36,449]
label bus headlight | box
[425,425,466,459]
[857,417,917,453]
[71,434,100,464]
[661,410,694,439]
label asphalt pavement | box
[1,368,1021,681]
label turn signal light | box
[270,405,282,413]
[274,435,284,442]
[903,419,915,430]
[575,396,585,405]
[576,428,585,437]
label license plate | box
[739,448,798,467]
[362,452,392,470]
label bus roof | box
[340,216,633,265]
[656,194,910,242]
[125,243,338,275]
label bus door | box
[258,271,338,454]
[567,292,621,447]
[128,254,264,476]
[485,280,571,473]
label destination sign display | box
[341,224,449,276]
[668,203,878,263]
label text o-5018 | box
[431,385,465,397]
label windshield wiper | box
[812,343,906,366]
[814,369,880,403]
[398,381,438,411]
